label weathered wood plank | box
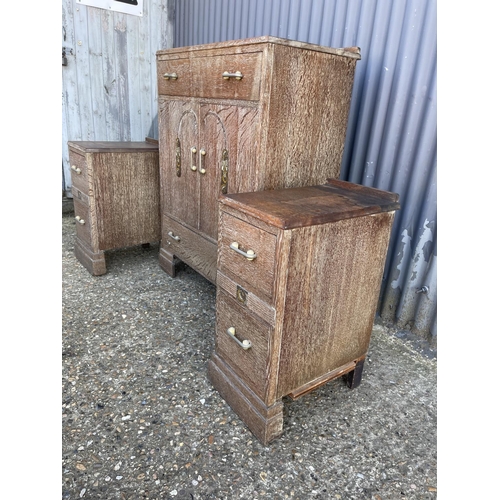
[100,9,121,141]
[62,0,175,192]
[87,10,107,140]
[73,4,94,140]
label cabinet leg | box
[208,354,284,445]
[345,358,365,389]
[158,246,178,278]
[74,238,106,276]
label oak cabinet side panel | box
[277,212,395,395]
[263,45,358,188]
[93,152,161,249]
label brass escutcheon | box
[236,285,247,304]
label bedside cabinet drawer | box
[215,289,271,400]
[218,212,277,302]
[68,152,88,194]
[73,197,92,247]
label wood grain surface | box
[93,151,161,249]
[277,212,395,395]
[218,212,277,303]
[157,37,360,283]
[67,141,161,275]
[215,290,271,400]
[212,182,398,443]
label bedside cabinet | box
[67,140,161,276]
[157,36,361,283]
[208,179,400,444]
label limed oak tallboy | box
[156,36,361,283]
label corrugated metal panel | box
[61,0,175,196]
[174,0,437,344]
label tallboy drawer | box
[158,52,262,101]
[162,214,217,283]
[68,152,88,195]
[157,58,193,97]
[194,52,262,101]
[215,289,270,400]
[218,212,277,302]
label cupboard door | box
[198,104,260,242]
[159,98,200,231]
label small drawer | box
[193,52,262,101]
[73,196,92,247]
[68,152,88,195]
[162,214,217,283]
[71,186,89,207]
[218,212,277,302]
[157,58,193,97]
[215,289,270,400]
[216,271,276,327]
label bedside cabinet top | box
[67,140,158,154]
[219,179,400,229]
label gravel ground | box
[62,211,437,500]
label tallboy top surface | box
[156,35,361,60]
[219,179,400,230]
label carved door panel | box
[198,103,260,242]
[159,98,200,230]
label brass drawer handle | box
[226,327,252,350]
[163,72,178,80]
[222,71,243,80]
[167,231,180,242]
[71,165,82,174]
[75,216,85,225]
[199,148,206,174]
[230,242,256,260]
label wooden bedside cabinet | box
[67,140,161,276]
[156,36,361,283]
[208,179,400,444]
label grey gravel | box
[62,210,437,500]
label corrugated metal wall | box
[61,0,175,196]
[174,0,437,344]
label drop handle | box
[230,242,256,260]
[222,71,243,80]
[163,72,178,80]
[75,216,85,225]
[199,148,206,174]
[226,327,252,350]
[167,231,180,242]
[71,165,82,174]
